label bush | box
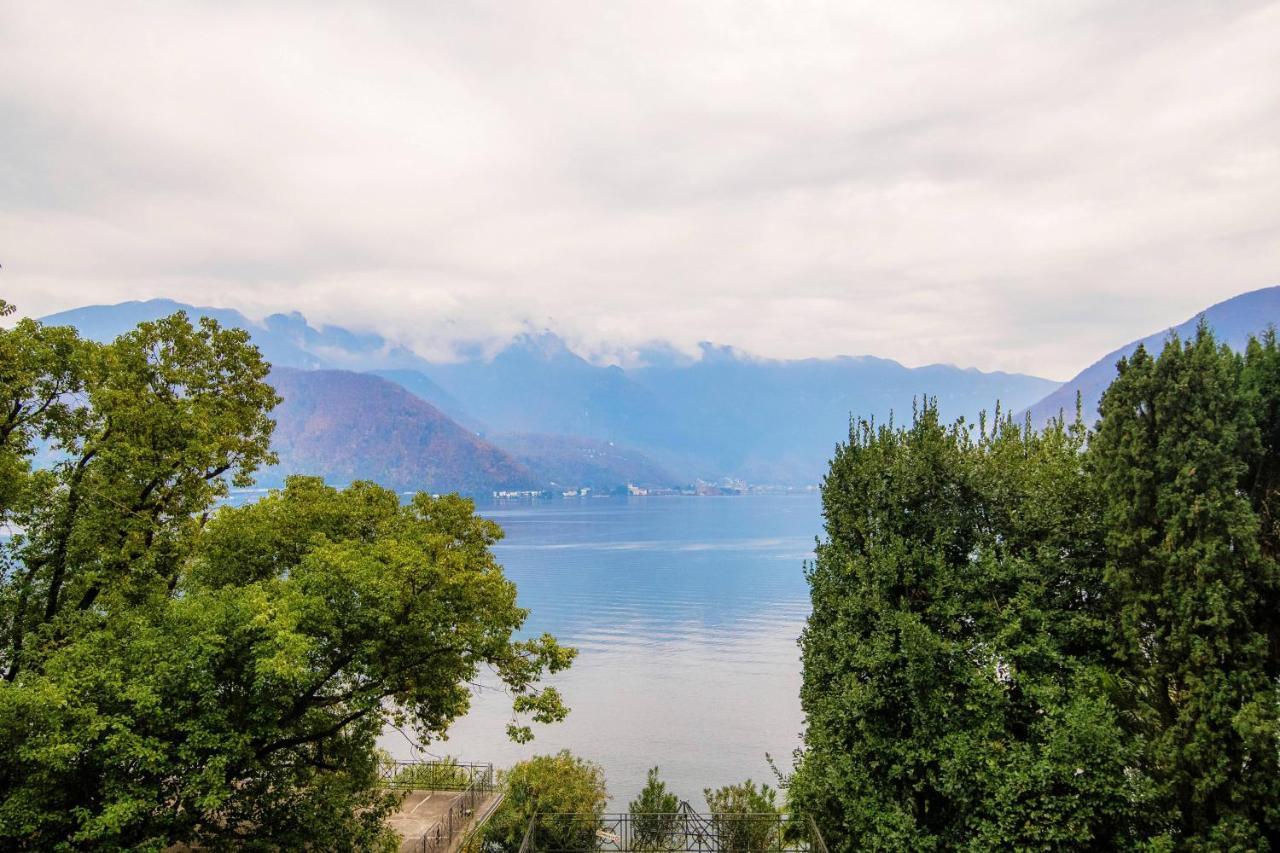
[383,756,477,790]
[629,767,682,850]
[484,751,608,852]
[703,780,782,853]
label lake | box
[384,494,821,807]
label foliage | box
[629,767,682,851]
[383,756,477,791]
[0,305,574,850]
[702,780,782,853]
[793,324,1280,850]
[792,402,1135,850]
[1091,324,1280,846]
[483,751,608,853]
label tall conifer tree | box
[1091,324,1280,847]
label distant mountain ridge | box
[41,298,1063,488]
[42,299,326,370]
[409,334,1060,483]
[1024,286,1280,426]
[627,346,1057,483]
[43,290,1280,490]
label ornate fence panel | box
[523,805,826,853]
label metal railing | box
[379,761,499,853]
[381,760,496,792]
[517,811,538,853]
[518,803,828,853]
[420,772,498,853]
[804,817,828,853]
[384,766,833,853]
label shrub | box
[629,767,682,850]
[703,780,782,853]
[384,756,477,790]
[484,751,608,852]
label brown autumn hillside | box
[265,367,538,494]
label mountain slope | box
[420,336,1058,484]
[419,333,680,444]
[1025,286,1280,425]
[41,299,1060,484]
[627,346,1059,483]
[265,368,536,494]
[367,369,480,431]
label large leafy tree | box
[0,305,573,850]
[797,324,1280,850]
[793,404,1135,850]
[1092,326,1280,847]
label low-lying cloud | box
[2,0,1278,378]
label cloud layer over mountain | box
[3,1,1279,378]
[42,299,1060,485]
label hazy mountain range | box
[39,287,1280,493]
[1024,287,1280,426]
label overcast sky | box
[2,1,1278,379]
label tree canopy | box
[483,750,609,853]
[794,324,1280,850]
[0,304,574,850]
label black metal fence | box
[380,764,832,853]
[516,803,828,853]
[379,761,499,853]
[421,775,499,853]
[381,760,496,792]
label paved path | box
[389,789,502,853]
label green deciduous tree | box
[0,306,574,850]
[796,324,1280,850]
[484,751,608,853]
[792,404,1137,850]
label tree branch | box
[254,707,374,761]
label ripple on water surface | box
[384,494,821,805]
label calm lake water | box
[385,494,821,806]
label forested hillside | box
[266,368,536,493]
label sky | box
[1,1,1278,380]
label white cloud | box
[1,0,1278,378]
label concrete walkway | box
[389,789,503,853]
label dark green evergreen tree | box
[1092,325,1280,847]
[1240,331,1280,686]
[630,767,682,851]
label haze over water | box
[386,494,820,806]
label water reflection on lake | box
[385,494,820,806]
